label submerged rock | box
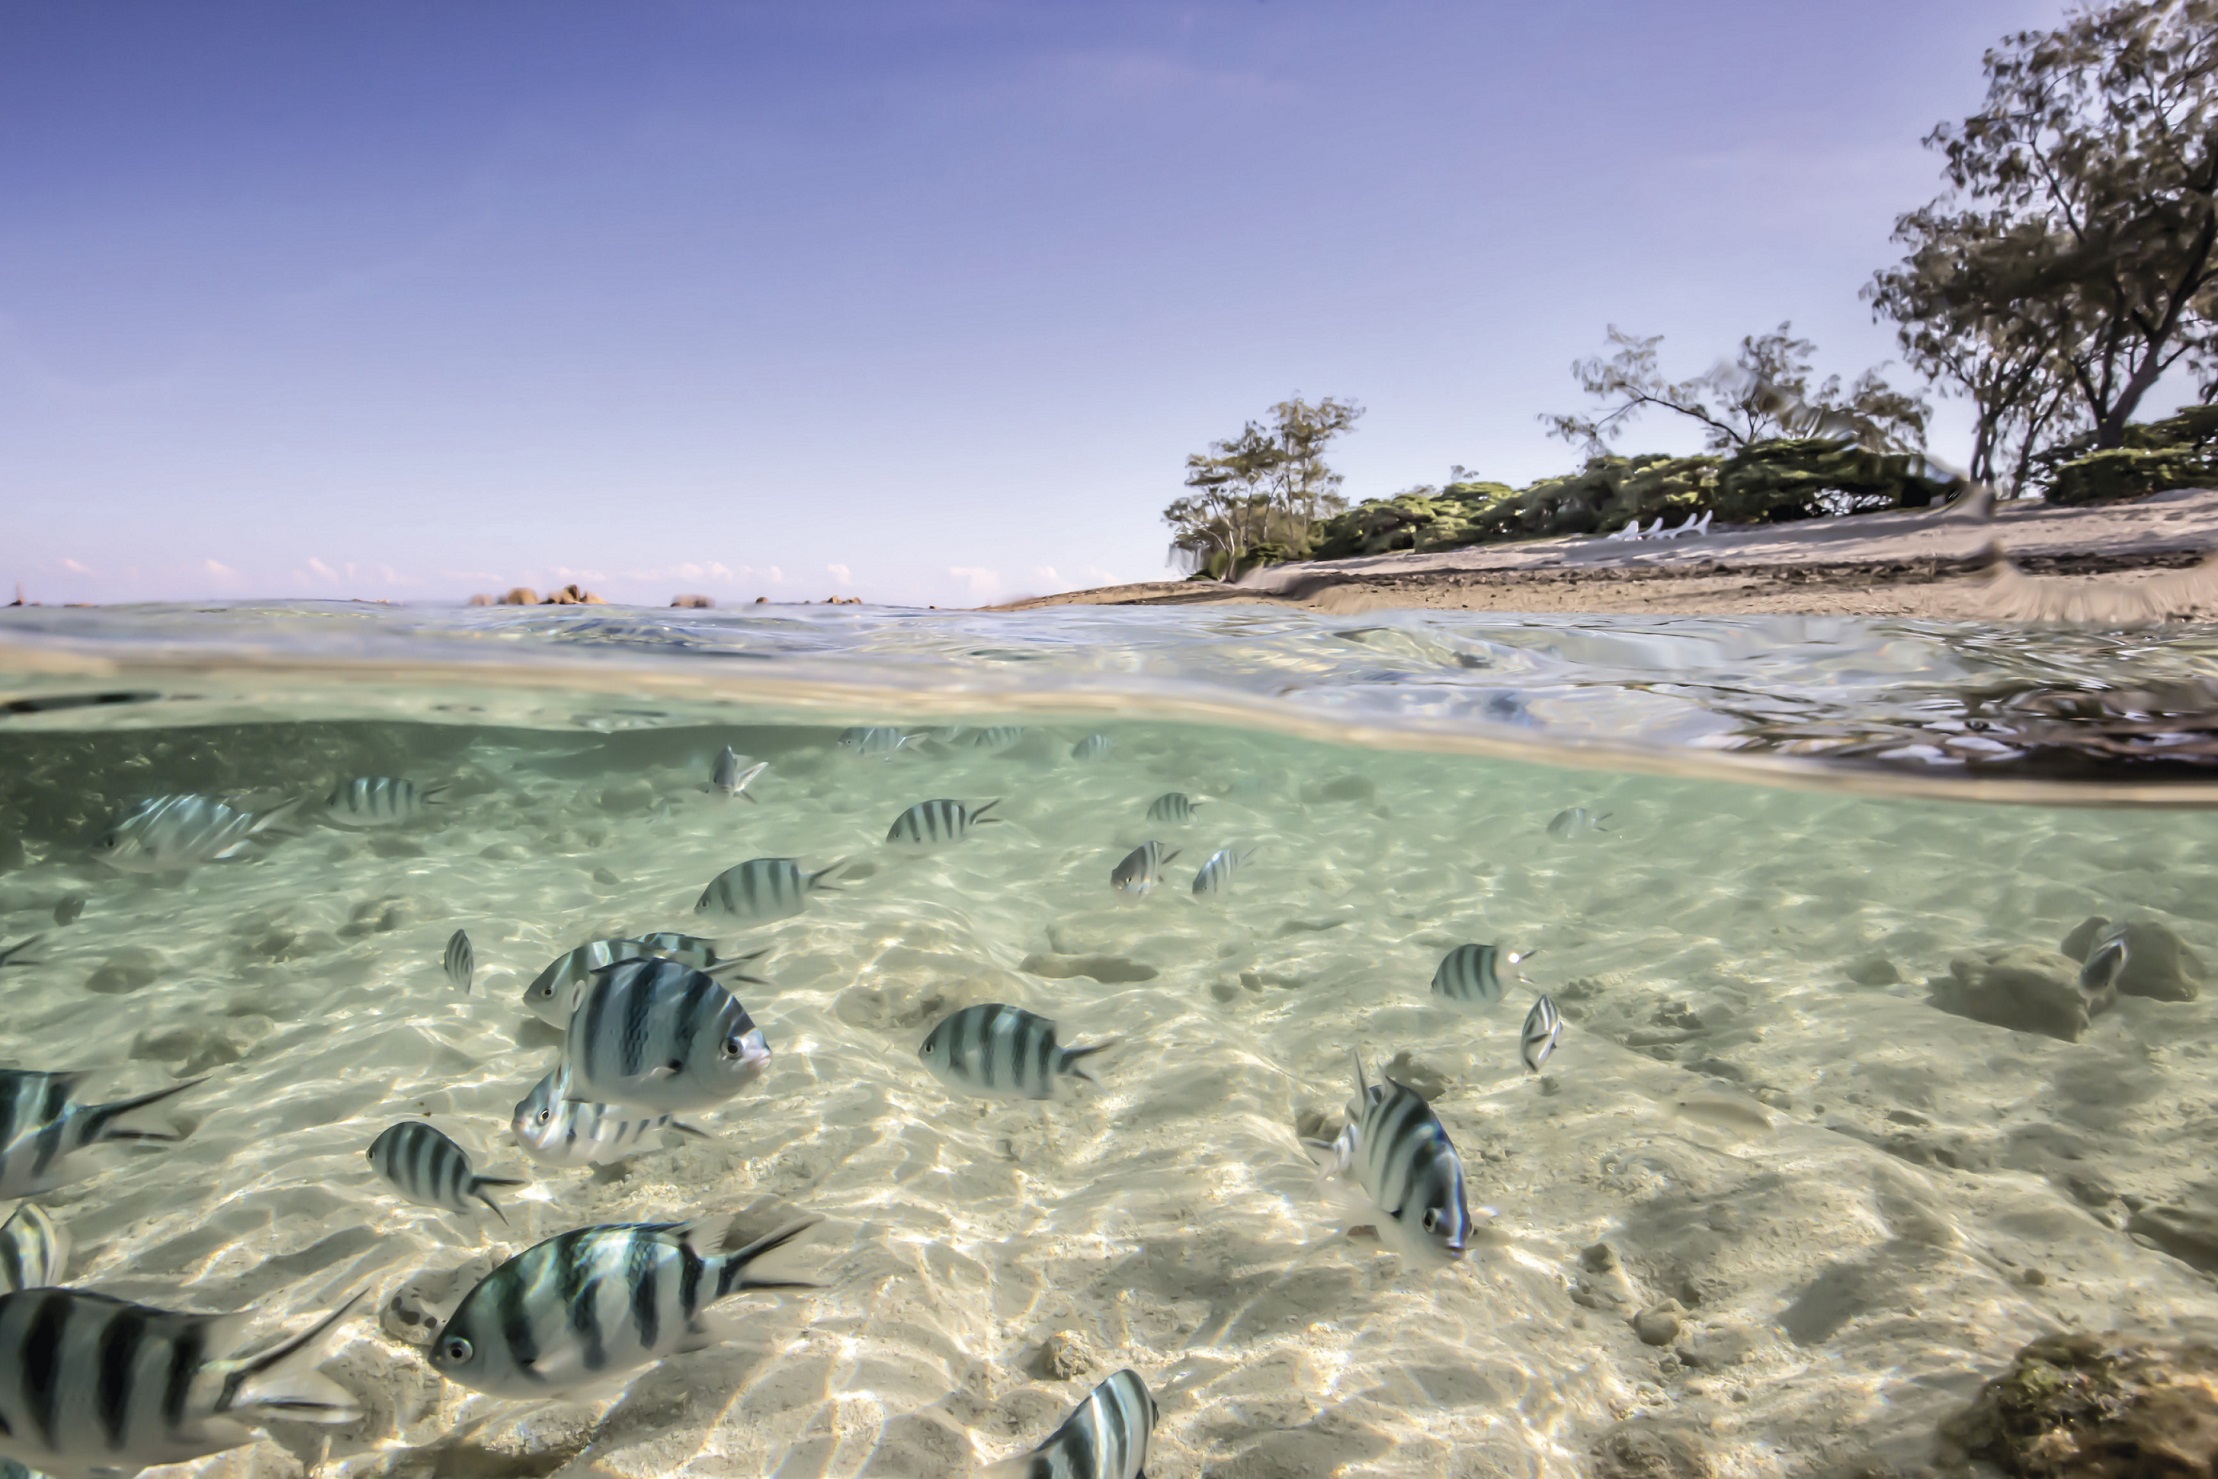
[1844,954,1902,987]
[2126,1204,2218,1274]
[1929,947,2091,1042]
[1940,1332,2218,1478]
[1591,1422,1713,1479]
[2061,916,2204,1002]
[85,946,163,995]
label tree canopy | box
[1163,397,1363,579]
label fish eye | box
[442,1336,472,1362]
[534,1108,553,1125]
[720,1034,744,1058]
[1422,1209,1440,1232]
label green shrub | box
[2046,446,2213,505]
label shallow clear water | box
[2,603,2216,1479]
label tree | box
[1542,324,1927,457]
[1905,0,2218,449]
[1164,396,1364,577]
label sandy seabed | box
[1,717,2214,1479]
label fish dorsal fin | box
[1349,1050,1369,1101]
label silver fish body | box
[1521,995,1563,1072]
[511,1067,703,1166]
[2081,925,2129,995]
[1306,1052,1471,1263]
[1145,792,1198,823]
[0,1287,360,1479]
[968,725,1025,752]
[324,777,438,828]
[443,930,474,993]
[696,857,843,924]
[1071,733,1114,760]
[367,1122,523,1222]
[427,1216,817,1397]
[0,1204,66,1294]
[886,798,999,845]
[1430,944,1532,1007]
[1545,807,1612,839]
[523,935,766,1026]
[838,726,910,756]
[1191,846,1252,896]
[711,747,767,801]
[562,958,771,1112]
[919,1004,1109,1100]
[989,1368,1157,1479]
[1110,841,1178,895]
[0,1073,199,1198]
[94,794,296,872]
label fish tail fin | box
[249,796,305,835]
[1060,1039,1116,1085]
[217,1291,365,1424]
[82,1078,202,1145]
[0,935,46,969]
[739,790,760,805]
[672,1121,711,1139]
[1349,1049,1369,1101]
[973,799,1002,823]
[809,860,850,891]
[706,1214,823,1300]
[1163,848,1182,866]
[472,1182,518,1224]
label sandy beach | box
[1001,489,2218,620]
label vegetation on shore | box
[1167,0,2218,579]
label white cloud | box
[59,558,92,575]
[1028,565,1062,587]
[203,558,237,579]
[306,557,339,581]
[826,563,852,587]
[767,566,786,584]
[949,566,1004,601]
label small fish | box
[1145,792,1200,823]
[0,1204,66,1294]
[1191,845,1254,896]
[1071,733,1114,760]
[919,1004,1111,1100]
[711,747,767,802]
[885,798,1000,845]
[2080,925,2129,995]
[695,857,844,924]
[367,1122,524,1223]
[323,777,442,828]
[443,929,475,993]
[1545,807,1612,839]
[427,1215,818,1397]
[1302,1051,1471,1263]
[984,1369,1158,1479]
[562,958,772,1113]
[0,939,40,971]
[0,1287,360,1478]
[968,725,1025,752]
[1429,943,1536,1007]
[1111,841,1179,895]
[522,935,768,1025]
[511,1067,706,1166]
[93,793,299,871]
[0,1072,200,1198]
[838,726,911,756]
[1521,995,1563,1072]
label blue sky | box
[2,0,2079,607]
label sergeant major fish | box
[1303,1051,1472,1264]
[1521,995,1563,1072]
[512,1067,705,1167]
[94,793,300,872]
[0,1204,65,1294]
[1545,807,1612,840]
[696,857,844,924]
[523,935,768,1026]
[2081,924,2130,996]
[984,1368,1158,1479]
[838,726,911,756]
[968,725,1025,752]
[1071,733,1114,760]
[367,1122,525,1223]
[1430,943,1536,1007]
[0,1071,201,1198]
[1145,792,1200,823]
[711,747,767,801]
[0,1286,360,1479]
[886,798,1000,845]
[324,777,442,828]
[919,1004,1111,1100]
[427,1215,818,1397]
[443,929,474,994]
[1111,841,1179,895]
[1191,846,1254,896]
[562,958,772,1113]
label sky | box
[0,0,2093,608]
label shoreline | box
[999,488,2218,619]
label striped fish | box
[985,1369,1158,1479]
[838,726,911,756]
[561,958,772,1113]
[367,1122,524,1223]
[323,777,441,828]
[93,793,298,872]
[968,726,1025,752]
[1303,1051,1471,1264]
[0,1205,66,1295]
[695,857,844,924]
[919,1004,1110,1100]
[1110,842,1178,895]
[0,1286,361,1479]
[711,747,767,802]
[522,935,768,1025]
[1071,733,1114,760]
[443,929,474,993]
[1545,807,1612,839]
[0,1072,200,1198]
[1145,792,1199,823]
[2081,924,2129,995]
[427,1215,818,1397]
[1190,846,1253,896]
[1429,944,1535,1008]
[511,1067,705,1167]
[0,939,40,971]
[1521,995,1563,1073]
[885,798,1000,845]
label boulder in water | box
[1941,1332,2218,1478]
[1929,947,2092,1041]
